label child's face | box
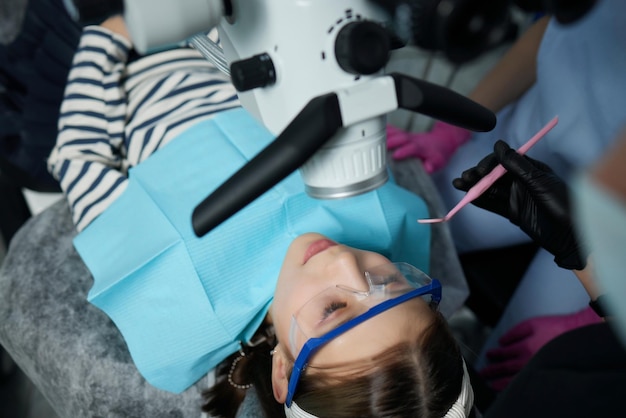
[270,232,435,368]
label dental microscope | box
[124,0,511,237]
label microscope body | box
[217,0,392,198]
[124,0,496,236]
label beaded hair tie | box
[227,349,253,390]
[226,329,275,390]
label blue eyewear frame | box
[285,278,442,407]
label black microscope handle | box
[192,74,495,237]
[390,72,496,132]
[192,93,343,237]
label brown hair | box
[202,312,463,417]
[295,312,463,417]
[202,322,283,418]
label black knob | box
[334,21,391,75]
[230,53,276,92]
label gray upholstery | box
[0,199,206,417]
[0,159,467,418]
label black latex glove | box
[452,140,587,270]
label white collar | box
[284,360,474,418]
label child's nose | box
[326,251,369,292]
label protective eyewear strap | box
[286,279,442,406]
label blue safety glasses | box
[285,262,442,407]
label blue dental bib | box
[74,107,431,393]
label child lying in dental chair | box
[46,14,474,418]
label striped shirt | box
[48,27,240,231]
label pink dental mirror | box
[418,116,559,224]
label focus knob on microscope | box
[334,21,391,75]
[230,53,277,92]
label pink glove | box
[479,306,602,391]
[386,121,471,173]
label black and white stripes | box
[48,27,240,230]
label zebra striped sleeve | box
[48,27,132,231]
[49,26,241,231]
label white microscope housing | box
[125,0,391,198]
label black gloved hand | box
[452,140,587,270]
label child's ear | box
[271,345,289,403]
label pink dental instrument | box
[418,116,559,224]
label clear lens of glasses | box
[289,262,434,355]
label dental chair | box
[0,0,506,414]
[0,155,468,417]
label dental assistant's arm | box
[467,15,550,113]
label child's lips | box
[303,238,337,264]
